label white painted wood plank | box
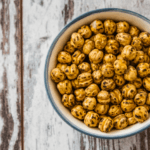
[0,0,21,149]
[24,0,150,150]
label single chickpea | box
[113,114,128,129]
[94,33,107,50]
[116,33,132,46]
[121,99,136,112]
[131,36,143,50]
[74,88,86,101]
[70,32,84,49]
[78,25,92,38]
[104,20,116,35]
[116,21,130,33]
[110,89,122,105]
[95,104,109,115]
[121,45,136,61]
[139,32,150,47]
[82,39,95,55]
[90,20,104,34]
[105,39,119,54]
[83,97,97,110]
[78,62,91,73]
[101,63,114,78]
[50,68,66,83]
[134,91,147,105]
[122,84,137,99]
[143,77,150,91]
[108,105,123,117]
[98,116,113,132]
[85,84,100,97]
[92,70,103,84]
[131,78,143,89]
[113,75,126,87]
[58,51,72,64]
[56,63,67,73]
[64,41,75,53]
[89,49,104,64]
[129,26,140,37]
[62,94,75,108]
[71,105,86,120]
[146,93,150,105]
[103,54,116,64]
[84,111,99,127]
[133,106,149,123]
[72,50,85,65]
[101,79,116,91]
[97,90,110,104]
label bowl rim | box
[44,8,150,139]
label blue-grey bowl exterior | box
[44,8,150,139]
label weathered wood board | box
[23,0,150,150]
[0,0,21,149]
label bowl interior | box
[46,10,150,138]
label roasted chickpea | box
[78,62,91,73]
[57,80,72,95]
[139,32,150,46]
[128,117,137,125]
[104,20,116,35]
[143,104,150,111]
[62,94,75,108]
[50,68,66,83]
[113,114,128,129]
[137,88,147,93]
[133,106,149,123]
[91,63,100,71]
[121,45,136,61]
[64,41,75,53]
[105,39,119,54]
[113,75,125,87]
[132,51,145,65]
[107,35,115,40]
[83,97,97,110]
[131,36,143,50]
[77,72,93,87]
[72,50,85,65]
[90,20,104,34]
[101,79,116,91]
[58,51,72,64]
[129,26,140,37]
[116,33,132,46]
[70,32,84,49]
[124,66,137,82]
[146,93,150,105]
[136,63,150,78]
[122,84,137,99]
[82,39,95,55]
[95,104,109,115]
[125,112,133,118]
[121,99,136,112]
[78,25,92,38]
[132,78,142,88]
[84,111,99,127]
[108,105,123,117]
[71,105,86,120]
[103,54,116,64]
[114,59,127,75]
[98,116,113,132]
[101,63,114,78]
[110,89,122,104]
[143,77,150,91]
[116,21,130,33]
[72,79,80,89]
[147,47,150,56]
[56,63,67,73]
[119,46,124,53]
[89,49,104,64]
[65,64,79,80]
[97,90,110,104]
[144,53,150,63]
[74,88,85,101]
[92,70,103,84]
[90,35,95,41]
[94,34,107,50]
[85,84,100,97]
[134,91,147,105]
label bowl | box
[44,8,150,139]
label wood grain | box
[23,0,150,150]
[0,0,21,149]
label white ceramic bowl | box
[45,8,150,139]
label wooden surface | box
[0,0,21,149]
[1,0,150,150]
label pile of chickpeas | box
[50,19,150,132]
